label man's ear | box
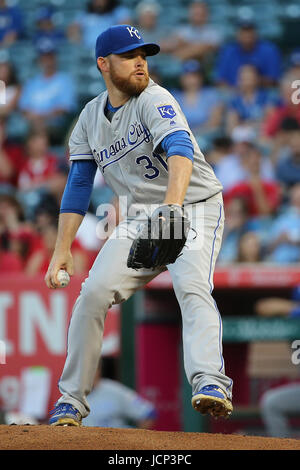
[97,56,109,74]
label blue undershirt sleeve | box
[160,130,194,162]
[60,159,98,216]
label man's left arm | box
[160,130,194,205]
[164,155,193,205]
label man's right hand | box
[45,250,74,289]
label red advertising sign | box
[0,274,120,420]
[147,265,300,289]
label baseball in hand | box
[57,269,70,288]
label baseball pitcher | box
[46,25,233,426]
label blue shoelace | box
[50,404,77,416]
[201,385,219,392]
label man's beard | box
[110,65,149,97]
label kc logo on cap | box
[95,24,160,60]
[126,26,141,39]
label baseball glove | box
[127,204,191,270]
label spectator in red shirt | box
[224,145,281,217]
[33,196,59,233]
[0,191,23,272]
[25,222,89,276]
[17,129,68,219]
[18,129,58,191]
[0,119,24,188]
[0,249,22,272]
[0,192,42,271]
[263,72,300,139]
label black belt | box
[191,197,208,204]
[184,191,221,206]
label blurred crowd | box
[0,0,299,275]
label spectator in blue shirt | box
[134,1,165,44]
[266,183,300,264]
[226,64,277,134]
[160,1,223,62]
[172,60,223,139]
[217,196,260,265]
[275,128,300,190]
[285,48,300,76]
[67,0,132,48]
[19,41,76,145]
[215,20,282,88]
[32,6,65,51]
[0,0,23,46]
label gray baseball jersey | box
[68,78,222,216]
[55,78,233,420]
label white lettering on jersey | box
[93,122,151,169]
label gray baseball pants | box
[56,192,233,417]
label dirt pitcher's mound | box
[0,425,300,450]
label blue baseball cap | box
[236,19,256,29]
[95,24,160,60]
[36,37,57,55]
[36,6,54,22]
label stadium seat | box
[76,79,105,101]
[51,10,82,29]
[279,2,300,18]
[147,53,183,86]
[11,0,42,10]
[121,0,139,8]
[47,0,88,8]
[8,41,37,82]
[274,1,300,49]
[209,1,235,22]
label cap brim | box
[111,42,160,57]
[237,22,256,29]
